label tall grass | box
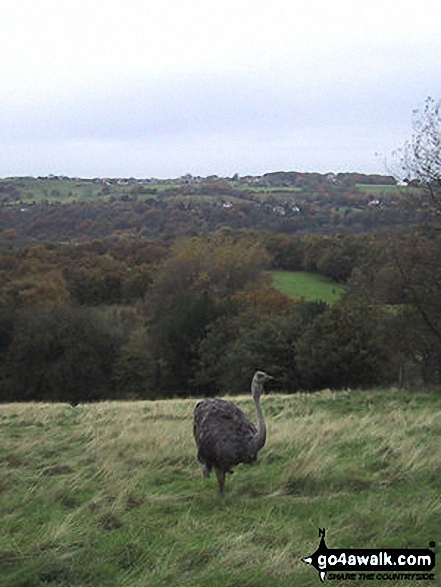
[1,389,440,586]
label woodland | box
[0,172,428,246]
[1,99,440,403]
[1,219,439,403]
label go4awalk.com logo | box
[302,529,436,582]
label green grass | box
[270,270,345,304]
[6,179,115,204]
[356,184,401,193]
[356,184,423,197]
[1,390,440,586]
[1,178,162,204]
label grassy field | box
[356,184,401,194]
[1,389,440,586]
[270,270,345,304]
[7,179,119,203]
[355,184,418,194]
[2,178,170,204]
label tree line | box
[1,227,440,403]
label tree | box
[194,300,328,394]
[315,238,360,283]
[345,232,441,386]
[149,232,270,305]
[0,303,14,392]
[386,98,441,385]
[391,96,441,214]
[149,291,224,393]
[195,308,302,394]
[295,301,392,390]
[112,327,157,399]
[390,234,441,385]
[6,305,121,403]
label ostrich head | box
[251,371,273,400]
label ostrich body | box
[193,371,273,494]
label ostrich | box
[193,371,273,494]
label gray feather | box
[193,371,273,494]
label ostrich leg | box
[214,468,225,494]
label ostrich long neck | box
[252,393,266,451]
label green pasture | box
[6,179,113,203]
[356,184,422,198]
[1,389,439,586]
[356,184,400,193]
[1,178,165,204]
[270,270,345,304]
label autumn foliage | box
[0,227,440,402]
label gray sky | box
[1,0,440,178]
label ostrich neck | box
[253,394,266,451]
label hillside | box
[0,174,428,245]
[1,389,439,586]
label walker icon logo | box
[302,529,436,582]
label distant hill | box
[0,173,426,246]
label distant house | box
[240,175,262,185]
[326,173,337,184]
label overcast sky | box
[1,0,440,178]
